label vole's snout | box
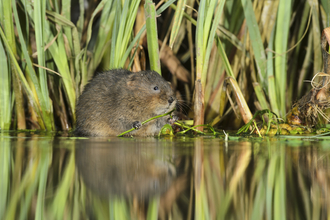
[168,96,175,104]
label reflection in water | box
[75,139,176,199]
[1,132,330,219]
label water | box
[1,131,330,219]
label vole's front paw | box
[133,121,142,129]
[168,115,179,125]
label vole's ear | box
[126,73,139,87]
[167,81,175,90]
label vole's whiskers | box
[176,100,190,115]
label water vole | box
[75,69,177,136]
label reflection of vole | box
[75,140,176,199]
[75,69,177,136]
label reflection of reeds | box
[0,134,10,219]
[193,140,330,220]
[2,136,330,219]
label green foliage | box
[0,0,329,133]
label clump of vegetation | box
[0,0,330,135]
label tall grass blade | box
[147,197,160,220]
[308,0,322,75]
[113,0,129,67]
[216,37,234,78]
[34,0,54,130]
[275,0,292,116]
[321,0,330,26]
[62,0,73,50]
[267,27,280,116]
[169,0,186,49]
[113,198,129,220]
[253,83,270,110]
[145,0,161,74]
[0,38,11,129]
[241,0,267,88]
[93,0,114,69]
[203,0,225,80]
[2,0,26,129]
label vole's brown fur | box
[75,69,177,136]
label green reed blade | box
[0,1,3,22]
[76,0,85,39]
[85,1,106,49]
[267,27,279,116]
[113,198,130,220]
[114,0,130,67]
[321,0,330,26]
[195,0,205,80]
[62,0,73,50]
[202,0,217,53]
[34,0,51,116]
[308,0,322,75]
[93,0,114,69]
[253,83,270,110]
[121,0,140,59]
[92,197,109,220]
[275,0,291,117]
[169,0,186,48]
[109,2,120,69]
[147,197,160,220]
[2,0,16,54]
[216,37,234,78]
[203,0,225,84]
[0,38,11,129]
[3,0,27,129]
[241,0,267,89]
[111,0,129,68]
[145,0,161,74]
[112,0,140,68]
[120,25,145,68]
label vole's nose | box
[168,96,174,104]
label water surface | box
[1,132,330,219]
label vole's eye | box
[154,86,159,91]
